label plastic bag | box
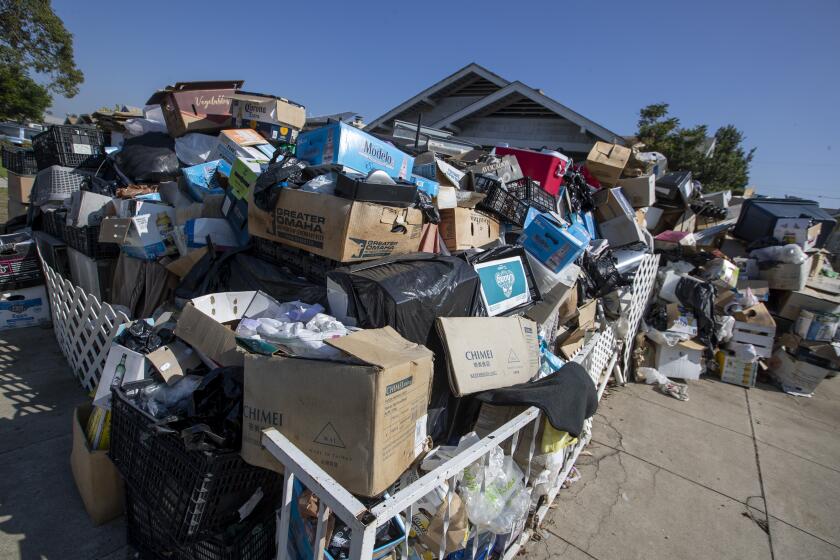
[113,132,180,182]
[750,244,807,265]
[123,117,168,138]
[580,250,629,299]
[717,315,736,341]
[175,133,217,166]
[638,367,688,401]
[675,276,718,351]
[145,375,203,418]
[299,172,338,194]
[252,152,307,212]
[182,366,245,451]
[460,445,529,534]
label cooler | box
[494,147,570,196]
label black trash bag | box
[675,276,719,351]
[80,173,119,197]
[415,190,440,224]
[579,251,629,299]
[252,152,307,212]
[181,366,245,452]
[563,166,596,214]
[115,320,174,353]
[113,132,180,182]
[176,246,327,307]
[645,301,669,332]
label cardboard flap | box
[733,303,776,328]
[220,129,268,147]
[187,291,256,323]
[146,341,201,384]
[98,218,132,243]
[325,327,432,368]
[679,340,705,351]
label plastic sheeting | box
[113,132,180,182]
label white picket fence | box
[42,260,129,392]
[265,253,660,560]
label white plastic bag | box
[175,133,218,166]
[750,244,806,265]
[124,118,168,138]
[460,445,530,534]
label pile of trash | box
[2,79,837,560]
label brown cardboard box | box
[593,187,634,222]
[586,142,631,187]
[777,277,840,321]
[577,299,597,331]
[242,327,433,497]
[174,291,259,367]
[70,405,124,526]
[7,172,35,203]
[7,198,28,219]
[248,188,423,262]
[438,208,500,251]
[436,316,540,396]
[165,247,209,278]
[146,80,244,137]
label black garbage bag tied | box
[675,276,719,352]
[113,132,180,182]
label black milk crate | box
[110,387,282,544]
[1,146,38,175]
[506,177,557,214]
[64,224,119,259]
[0,233,43,289]
[477,181,529,226]
[126,488,277,560]
[251,236,340,283]
[41,210,67,242]
[32,125,105,170]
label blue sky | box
[49,0,840,201]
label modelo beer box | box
[146,80,244,137]
[296,122,414,180]
[229,91,306,144]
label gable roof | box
[365,63,509,132]
[431,81,624,144]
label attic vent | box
[489,98,560,118]
[449,77,502,97]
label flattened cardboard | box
[164,247,209,278]
[174,291,257,367]
[438,208,500,251]
[242,327,433,497]
[248,188,423,262]
[436,317,540,397]
[70,405,124,526]
[593,188,634,222]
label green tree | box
[636,103,755,193]
[0,0,84,121]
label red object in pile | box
[495,147,570,195]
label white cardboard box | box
[616,175,655,207]
[731,304,776,359]
[0,285,51,330]
[771,350,830,395]
[654,339,704,380]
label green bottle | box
[110,354,127,389]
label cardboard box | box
[209,129,275,165]
[184,218,240,249]
[777,277,840,321]
[436,316,540,396]
[599,214,646,248]
[7,198,28,219]
[146,80,243,137]
[248,188,423,262]
[434,186,457,210]
[98,201,178,261]
[577,299,597,331]
[408,174,439,198]
[182,159,231,202]
[585,142,631,187]
[666,303,698,336]
[654,340,704,380]
[704,258,739,289]
[715,351,758,388]
[654,230,696,251]
[773,218,821,251]
[296,122,414,180]
[731,303,776,359]
[462,154,524,186]
[242,327,433,497]
[522,215,589,274]
[438,208,500,251]
[93,335,150,409]
[228,91,306,143]
[68,190,113,227]
[7,172,34,203]
[146,341,201,385]
[228,157,264,200]
[756,258,810,291]
[0,284,50,330]
[70,405,125,526]
[770,349,830,395]
[616,175,655,207]
[593,187,634,222]
[174,291,260,367]
[165,247,208,278]
[473,253,533,317]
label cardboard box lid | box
[146,80,244,104]
[326,326,433,369]
[229,91,306,129]
[588,142,631,167]
[218,128,269,147]
[436,316,540,396]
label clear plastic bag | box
[175,133,218,166]
[460,445,530,534]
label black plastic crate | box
[110,388,282,544]
[32,125,105,170]
[1,146,38,175]
[0,232,44,289]
[41,210,67,242]
[506,177,557,214]
[477,181,529,226]
[251,236,340,283]
[126,488,277,560]
[64,224,119,259]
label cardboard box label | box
[474,256,531,316]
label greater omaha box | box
[242,327,433,497]
[248,188,423,262]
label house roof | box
[366,63,624,145]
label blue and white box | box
[474,255,532,316]
[0,285,50,331]
[523,214,590,273]
[296,122,414,179]
[409,174,439,197]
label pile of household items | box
[0,78,837,560]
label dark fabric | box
[472,362,597,437]
[111,252,178,319]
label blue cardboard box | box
[296,122,414,179]
[474,255,532,316]
[221,189,250,246]
[182,159,231,202]
[409,174,439,197]
[523,214,590,273]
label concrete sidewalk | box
[0,326,838,559]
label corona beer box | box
[146,80,243,137]
[296,122,414,180]
[229,91,306,144]
[242,327,433,497]
[248,188,423,262]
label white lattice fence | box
[43,261,129,391]
[622,254,660,374]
